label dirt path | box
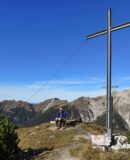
[56,147,78,160]
[44,145,79,160]
[45,125,88,160]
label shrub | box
[0,116,20,160]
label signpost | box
[86,8,130,141]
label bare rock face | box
[71,96,106,122]
[71,89,130,130]
[113,90,130,130]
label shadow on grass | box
[18,147,53,160]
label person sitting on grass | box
[55,107,67,129]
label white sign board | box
[91,135,111,146]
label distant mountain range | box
[0,89,130,131]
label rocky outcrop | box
[71,96,106,122]
[112,90,130,130]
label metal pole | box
[107,8,112,139]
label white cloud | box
[0,86,106,103]
[29,77,106,86]
[0,76,129,103]
[0,81,105,103]
[52,77,105,85]
[116,76,130,82]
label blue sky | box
[0,0,130,102]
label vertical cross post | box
[107,8,112,138]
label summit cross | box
[86,8,130,140]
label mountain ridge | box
[0,89,130,130]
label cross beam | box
[86,8,130,140]
[87,22,130,40]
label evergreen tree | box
[0,116,20,160]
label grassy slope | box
[17,123,130,160]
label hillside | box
[17,122,130,160]
[0,89,130,130]
[95,111,129,131]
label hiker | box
[55,107,67,129]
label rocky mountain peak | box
[35,98,68,112]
